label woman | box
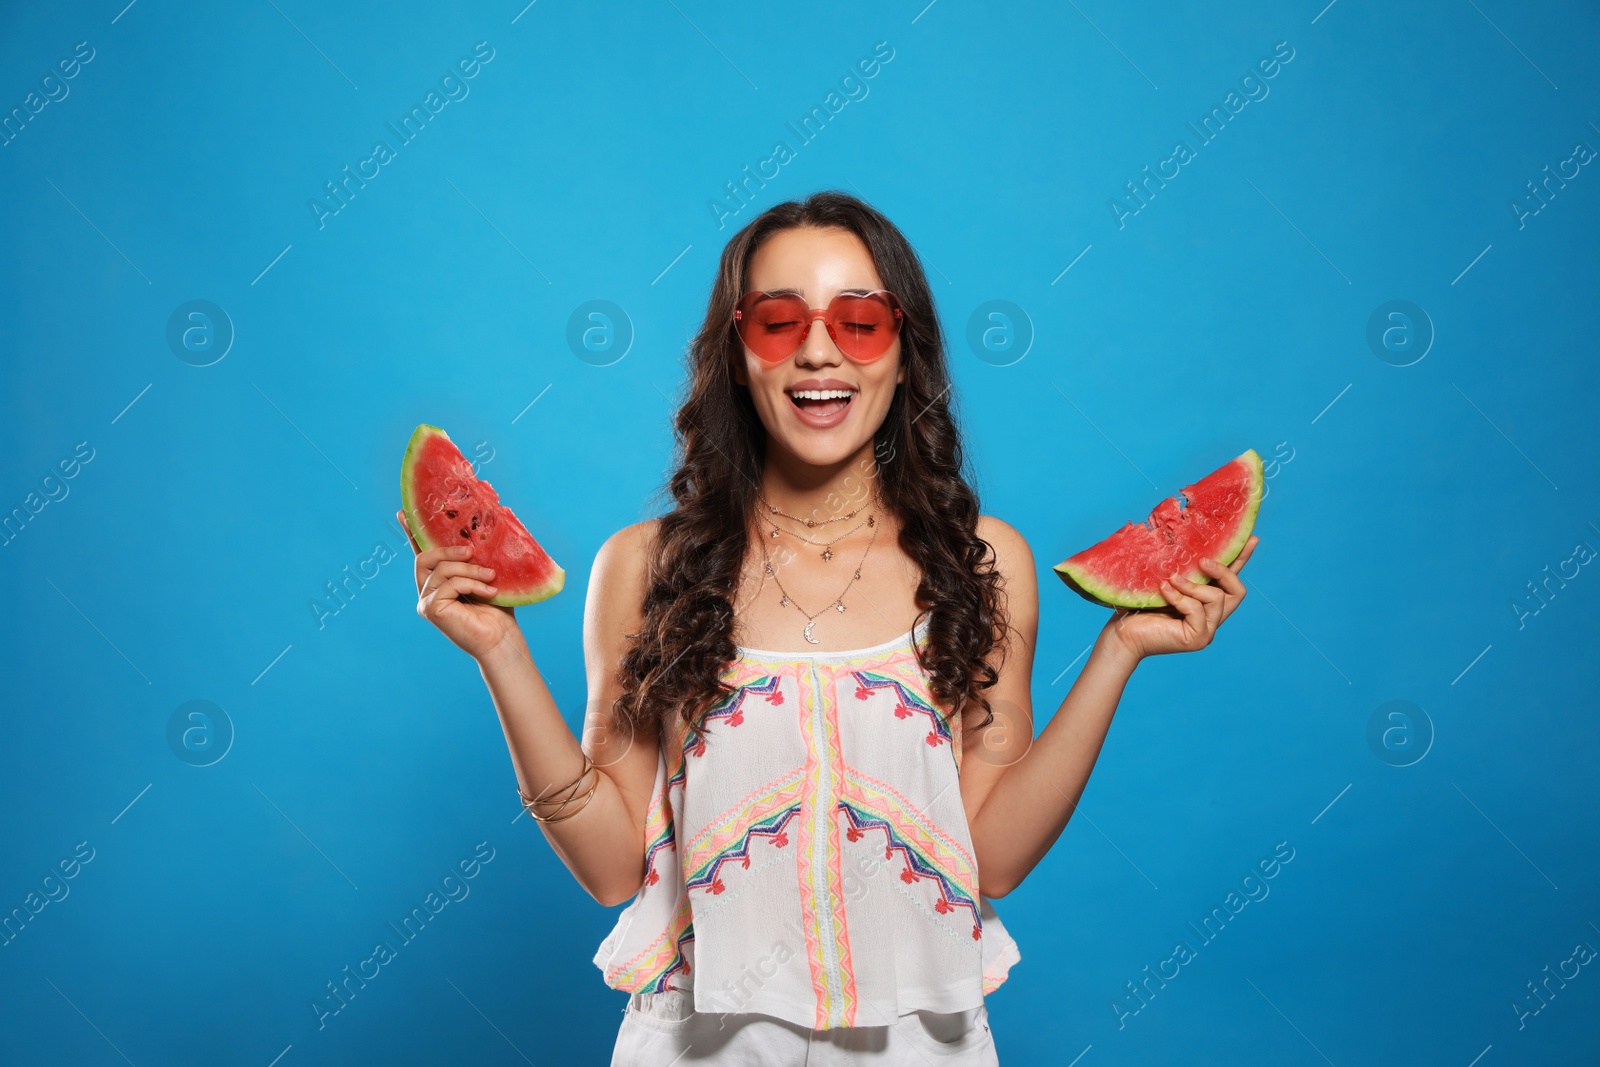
[398,190,1256,1064]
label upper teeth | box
[790,389,853,400]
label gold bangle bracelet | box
[517,753,597,821]
[524,763,589,808]
[526,772,600,823]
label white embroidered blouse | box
[592,616,1021,1030]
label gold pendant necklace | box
[756,507,879,645]
[757,491,874,529]
[756,489,881,560]
[756,508,875,560]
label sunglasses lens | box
[828,294,900,363]
[737,295,810,363]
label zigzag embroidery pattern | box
[684,802,802,896]
[604,898,695,993]
[683,673,783,758]
[642,810,675,887]
[850,668,953,749]
[837,797,982,941]
[647,919,697,992]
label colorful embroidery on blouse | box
[682,672,783,758]
[850,668,957,751]
[603,897,694,992]
[641,780,675,887]
[837,793,982,941]
[837,767,980,897]
[794,658,860,1028]
[682,771,806,894]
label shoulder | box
[596,517,661,570]
[974,514,1039,628]
[586,519,661,640]
[975,515,1036,576]
[590,517,664,599]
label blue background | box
[3,0,1597,1063]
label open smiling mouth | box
[780,390,857,428]
[787,388,856,419]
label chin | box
[775,435,864,468]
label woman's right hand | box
[398,509,522,660]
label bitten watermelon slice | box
[1054,449,1263,609]
[400,424,565,607]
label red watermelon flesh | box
[1054,449,1263,609]
[400,424,565,607]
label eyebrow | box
[759,287,876,298]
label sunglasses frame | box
[732,289,908,365]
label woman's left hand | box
[1103,535,1259,662]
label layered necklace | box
[754,489,881,645]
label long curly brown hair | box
[615,190,1008,742]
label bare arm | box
[401,512,662,907]
[960,517,1256,898]
[957,516,1134,899]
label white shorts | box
[609,989,1000,1066]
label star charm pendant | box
[821,548,833,561]
[779,595,790,606]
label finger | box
[421,560,495,599]
[417,572,460,618]
[1158,578,1206,633]
[1197,556,1244,596]
[1229,536,1259,572]
[1171,572,1226,631]
[415,544,473,594]
[443,575,498,600]
[417,573,495,618]
[1164,579,1210,637]
[397,510,422,555]
[1198,554,1248,599]
[1170,571,1224,604]
[430,561,497,585]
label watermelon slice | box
[400,424,565,607]
[1054,449,1263,609]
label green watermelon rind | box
[1052,449,1263,610]
[400,424,566,608]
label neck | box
[757,439,882,525]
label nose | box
[797,308,842,366]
